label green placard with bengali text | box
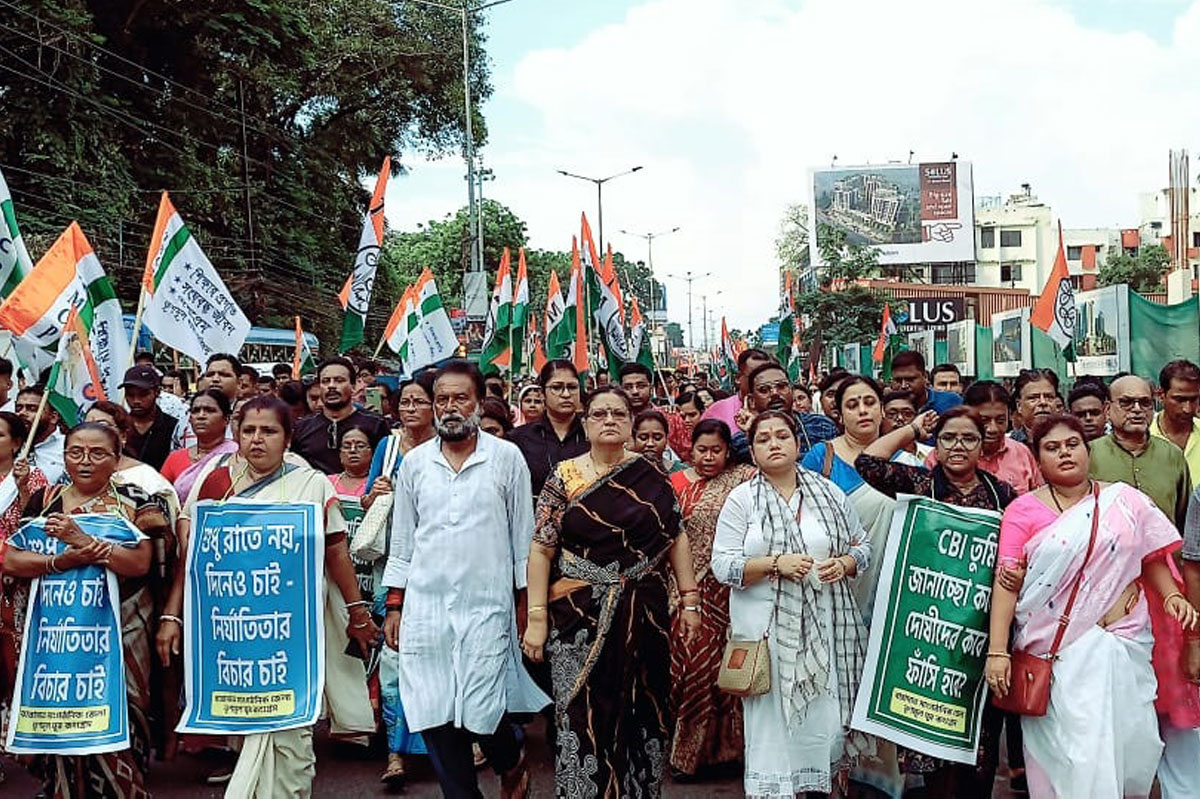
[851,495,999,764]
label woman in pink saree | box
[986,414,1200,798]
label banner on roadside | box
[179,501,325,736]
[5,515,143,755]
[851,495,999,765]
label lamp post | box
[619,226,680,336]
[701,290,723,351]
[555,166,644,251]
[665,270,711,351]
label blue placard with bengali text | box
[179,500,325,735]
[4,514,143,755]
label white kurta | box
[712,482,852,798]
[382,432,549,734]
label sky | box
[384,0,1200,344]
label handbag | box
[718,635,771,696]
[349,434,402,562]
[992,482,1100,717]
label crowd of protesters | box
[4,346,1200,799]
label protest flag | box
[402,268,458,373]
[338,157,390,352]
[582,216,630,376]
[480,248,513,373]
[0,222,127,399]
[629,296,654,370]
[531,311,547,373]
[719,317,738,390]
[873,302,897,364]
[1031,221,1077,359]
[139,192,250,365]
[510,248,530,375]
[293,316,316,379]
[0,166,33,298]
[548,237,589,375]
[544,269,565,343]
[46,305,107,427]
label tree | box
[0,0,492,350]
[1098,245,1170,294]
[775,202,810,287]
[791,223,889,356]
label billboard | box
[991,307,1031,377]
[907,330,935,369]
[811,161,975,266]
[945,320,976,378]
[842,343,862,375]
[1072,285,1130,376]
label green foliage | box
[0,0,492,349]
[775,202,809,287]
[789,222,889,352]
[1098,245,1169,294]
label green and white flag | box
[852,494,999,765]
[141,192,250,364]
[480,248,513,373]
[0,166,33,298]
[509,248,530,376]
[383,269,457,374]
[47,305,107,427]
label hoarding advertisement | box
[1072,285,1130,376]
[811,161,975,266]
[991,308,1032,377]
[945,320,976,378]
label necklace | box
[1049,480,1092,513]
[588,451,624,475]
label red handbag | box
[992,483,1100,717]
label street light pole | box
[620,226,680,338]
[556,166,644,251]
[460,5,479,276]
[665,270,711,351]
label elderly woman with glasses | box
[856,406,1020,794]
[524,386,699,797]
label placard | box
[990,307,1032,377]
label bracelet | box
[46,554,61,574]
[679,588,700,597]
[910,421,923,439]
[1163,591,1186,608]
[385,604,402,613]
[986,651,1011,659]
[682,605,700,613]
[352,620,370,629]
[770,554,782,582]
[160,614,183,626]
[345,600,371,609]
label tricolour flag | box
[141,192,250,365]
[873,302,897,364]
[402,268,458,374]
[548,237,589,375]
[1031,221,1077,356]
[382,286,416,360]
[629,296,654,370]
[719,317,738,390]
[544,269,565,341]
[510,248,530,376]
[46,305,107,427]
[480,248,513,372]
[338,157,391,353]
[293,316,316,379]
[582,215,629,375]
[0,166,33,298]
[530,311,547,373]
[0,222,126,398]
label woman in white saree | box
[987,414,1199,798]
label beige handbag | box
[349,434,402,562]
[717,636,771,696]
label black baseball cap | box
[120,364,161,390]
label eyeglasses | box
[754,380,792,395]
[340,441,371,452]
[884,408,916,422]
[543,382,579,396]
[586,408,630,422]
[1116,396,1154,410]
[937,434,982,450]
[396,399,432,409]
[65,447,117,463]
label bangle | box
[770,554,782,582]
[679,588,699,597]
[986,651,1011,659]
[46,554,60,574]
[352,620,370,629]
[386,604,402,613]
[160,614,183,627]
[683,605,700,613]
[1164,591,1185,606]
[910,421,922,439]
[345,600,371,609]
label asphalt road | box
[0,718,750,799]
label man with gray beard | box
[382,360,548,798]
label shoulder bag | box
[992,482,1100,716]
[350,434,402,562]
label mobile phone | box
[364,386,385,414]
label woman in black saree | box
[523,386,699,798]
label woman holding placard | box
[3,422,156,798]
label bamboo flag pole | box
[126,288,147,369]
[16,387,50,462]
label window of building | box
[1193,231,1200,248]
[1151,221,1163,231]
[1067,246,1082,261]
[931,263,976,284]
[979,227,995,249]
[1000,229,1022,248]
[1001,263,1022,283]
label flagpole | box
[17,388,49,462]
[372,331,388,360]
[127,288,147,368]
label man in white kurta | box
[382,361,549,798]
